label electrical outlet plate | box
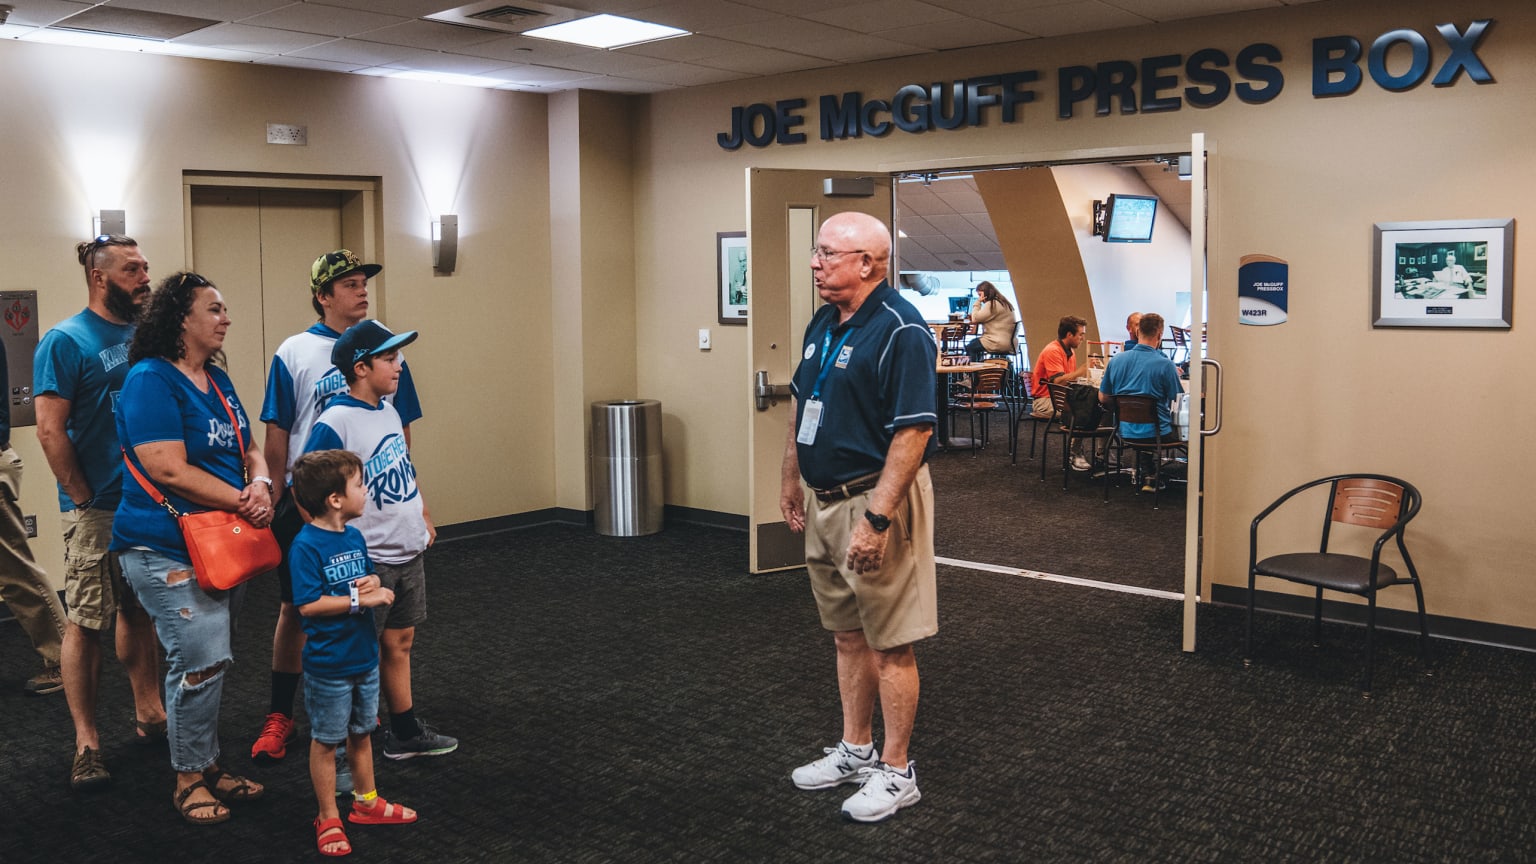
[23,514,37,538]
[266,123,308,145]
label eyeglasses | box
[176,272,211,290]
[810,247,866,261]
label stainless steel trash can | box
[590,399,664,536]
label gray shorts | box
[373,554,427,632]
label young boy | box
[290,449,418,857]
[304,320,458,761]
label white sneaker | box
[791,741,879,790]
[1071,455,1092,471]
[841,761,921,822]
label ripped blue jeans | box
[118,548,233,773]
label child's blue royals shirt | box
[290,522,379,679]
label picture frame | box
[717,231,748,325]
[1372,218,1514,329]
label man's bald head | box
[813,212,894,319]
[820,212,891,280]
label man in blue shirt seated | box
[1099,312,1184,491]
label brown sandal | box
[134,718,168,746]
[174,780,231,825]
[204,766,265,803]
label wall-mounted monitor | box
[1103,194,1158,243]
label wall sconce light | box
[432,215,458,274]
[94,209,126,237]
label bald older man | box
[779,211,937,823]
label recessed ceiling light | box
[522,13,687,50]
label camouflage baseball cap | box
[310,250,382,294]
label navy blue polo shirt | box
[790,281,937,489]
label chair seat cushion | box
[1255,553,1398,594]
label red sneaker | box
[251,712,296,762]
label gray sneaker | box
[25,664,64,696]
[841,761,921,822]
[382,722,458,760]
[791,741,880,790]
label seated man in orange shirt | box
[1029,315,1096,470]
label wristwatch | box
[864,510,891,533]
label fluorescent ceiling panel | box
[523,14,688,49]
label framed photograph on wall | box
[717,231,748,325]
[1372,218,1514,328]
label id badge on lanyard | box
[797,327,852,446]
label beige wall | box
[0,40,555,586]
[632,0,1536,628]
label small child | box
[290,449,417,857]
[304,320,457,761]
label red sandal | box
[315,816,352,857]
[348,796,418,825]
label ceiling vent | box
[426,1,583,35]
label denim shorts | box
[304,666,380,745]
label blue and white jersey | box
[304,394,427,565]
[33,308,136,511]
[261,322,423,482]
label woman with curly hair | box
[112,272,274,825]
[966,281,1018,362]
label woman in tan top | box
[965,281,1018,361]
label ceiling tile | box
[1103,0,1277,21]
[617,61,751,86]
[694,47,829,75]
[6,0,93,28]
[627,0,780,31]
[801,0,961,33]
[985,1,1151,38]
[613,33,741,62]
[391,51,515,74]
[897,215,937,236]
[924,0,1070,18]
[452,34,592,63]
[540,50,671,74]
[791,33,929,64]
[727,0,838,14]
[702,16,841,50]
[287,38,418,66]
[352,19,508,50]
[925,213,982,235]
[149,42,269,63]
[236,4,410,37]
[872,17,1029,50]
[254,54,370,73]
[291,0,459,16]
[572,76,679,93]
[491,64,607,85]
[106,0,292,18]
[170,23,334,53]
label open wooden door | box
[1182,133,1217,651]
[746,168,892,573]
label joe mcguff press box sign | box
[716,18,1495,150]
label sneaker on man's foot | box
[841,761,921,823]
[335,746,353,795]
[251,712,296,762]
[382,723,458,760]
[70,747,112,792]
[1071,455,1092,472]
[791,741,880,790]
[24,664,63,696]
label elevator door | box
[188,188,345,411]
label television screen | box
[1104,194,1158,243]
[948,295,970,314]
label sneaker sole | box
[792,775,866,791]
[383,743,458,761]
[841,787,921,823]
[25,684,65,696]
[251,736,295,763]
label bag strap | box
[120,370,250,519]
[206,375,250,485]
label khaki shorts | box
[804,464,936,651]
[62,507,130,630]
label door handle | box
[755,370,791,411]
[1199,358,1222,436]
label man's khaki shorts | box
[804,464,936,651]
[62,508,130,630]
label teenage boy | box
[289,449,417,858]
[304,320,457,761]
[253,250,424,767]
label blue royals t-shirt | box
[33,309,136,511]
[290,523,379,679]
[111,360,253,559]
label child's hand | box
[354,574,381,592]
[373,588,395,607]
